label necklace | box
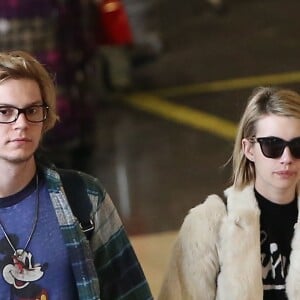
[0,174,39,259]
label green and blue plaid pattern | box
[43,166,153,300]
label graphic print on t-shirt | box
[261,230,287,291]
[0,235,48,300]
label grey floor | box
[53,0,300,236]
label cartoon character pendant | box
[3,249,45,289]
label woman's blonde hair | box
[232,86,300,189]
[0,50,58,133]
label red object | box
[97,0,133,45]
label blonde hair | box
[0,50,58,133]
[232,86,300,189]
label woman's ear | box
[242,138,255,162]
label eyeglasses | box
[0,104,48,124]
[249,136,300,159]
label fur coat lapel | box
[286,189,300,300]
[217,185,263,299]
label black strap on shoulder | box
[57,168,95,240]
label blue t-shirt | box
[0,173,78,300]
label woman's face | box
[243,114,300,204]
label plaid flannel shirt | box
[42,165,153,300]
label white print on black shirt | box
[261,230,287,290]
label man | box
[0,50,153,299]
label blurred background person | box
[0,0,163,169]
[0,0,99,167]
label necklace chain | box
[0,174,39,255]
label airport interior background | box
[3,0,300,297]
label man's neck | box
[0,158,37,197]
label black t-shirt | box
[255,189,298,300]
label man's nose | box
[13,111,29,126]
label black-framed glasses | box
[249,136,300,159]
[0,104,49,124]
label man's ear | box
[242,138,254,162]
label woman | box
[159,87,300,300]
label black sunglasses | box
[250,136,300,159]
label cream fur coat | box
[158,185,300,300]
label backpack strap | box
[57,169,95,240]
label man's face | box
[0,78,44,164]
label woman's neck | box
[254,184,296,205]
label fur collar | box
[159,185,300,300]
